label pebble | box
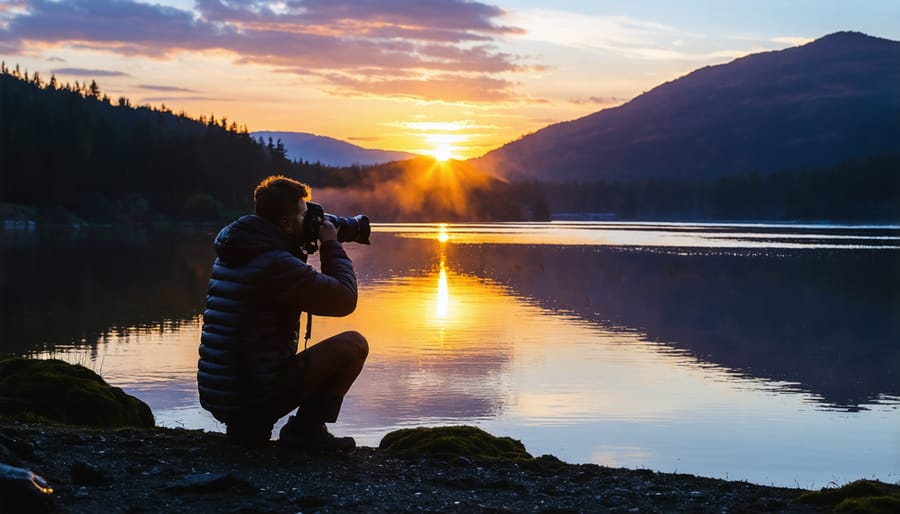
[166,472,254,493]
[71,461,106,485]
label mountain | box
[471,32,900,183]
[252,131,419,166]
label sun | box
[433,144,452,162]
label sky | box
[2,0,899,159]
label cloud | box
[504,8,756,62]
[504,9,683,52]
[570,96,628,106]
[324,73,520,103]
[2,0,535,102]
[771,36,814,46]
[138,84,199,93]
[141,95,233,103]
[51,67,130,77]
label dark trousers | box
[226,330,368,442]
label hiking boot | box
[277,417,356,451]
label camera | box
[302,201,371,254]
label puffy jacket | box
[198,214,357,423]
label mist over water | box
[1,222,897,487]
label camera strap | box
[303,311,312,351]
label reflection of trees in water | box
[0,227,214,355]
[435,243,900,409]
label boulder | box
[378,425,532,461]
[0,358,154,427]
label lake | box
[1,221,898,488]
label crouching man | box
[198,175,368,450]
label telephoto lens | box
[326,214,371,245]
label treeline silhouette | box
[0,67,541,223]
[0,66,390,223]
[539,152,900,222]
[3,64,896,224]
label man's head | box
[253,175,310,237]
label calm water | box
[1,222,898,488]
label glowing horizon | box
[2,1,898,159]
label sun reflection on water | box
[435,260,449,320]
[436,223,450,243]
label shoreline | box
[0,420,839,513]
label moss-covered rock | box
[378,426,532,461]
[834,496,900,514]
[797,480,900,513]
[0,358,153,428]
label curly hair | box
[253,175,310,223]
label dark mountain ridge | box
[472,32,900,183]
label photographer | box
[198,175,368,450]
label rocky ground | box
[0,421,848,514]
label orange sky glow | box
[2,1,898,160]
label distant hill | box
[252,131,419,166]
[472,32,900,183]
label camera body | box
[302,201,371,254]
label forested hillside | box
[473,32,900,184]
[0,68,540,223]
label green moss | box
[797,480,900,514]
[378,426,532,461]
[835,496,900,514]
[0,358,154,428]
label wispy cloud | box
[771,36,813,46]
[569,96,628,106]
[142,95,233,103]
[2,0,535,102]
[51,67,130,77]
[138,84,199,93]
[504,8,760,61]
[505,9,683,53]
[324,72,519,103]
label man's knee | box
[341,330,368,360]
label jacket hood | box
[214,214,292,265]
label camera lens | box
[326,214,371,245]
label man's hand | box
[318,219,338,242]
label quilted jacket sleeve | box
[270,240,358,317]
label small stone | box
[0,431,35,458]
[71,461,106,485]
[451,456,474,468]
[166,472,254,494]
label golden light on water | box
[435,224,451,318]
[437,223,450,243]
[436,260,449,319]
